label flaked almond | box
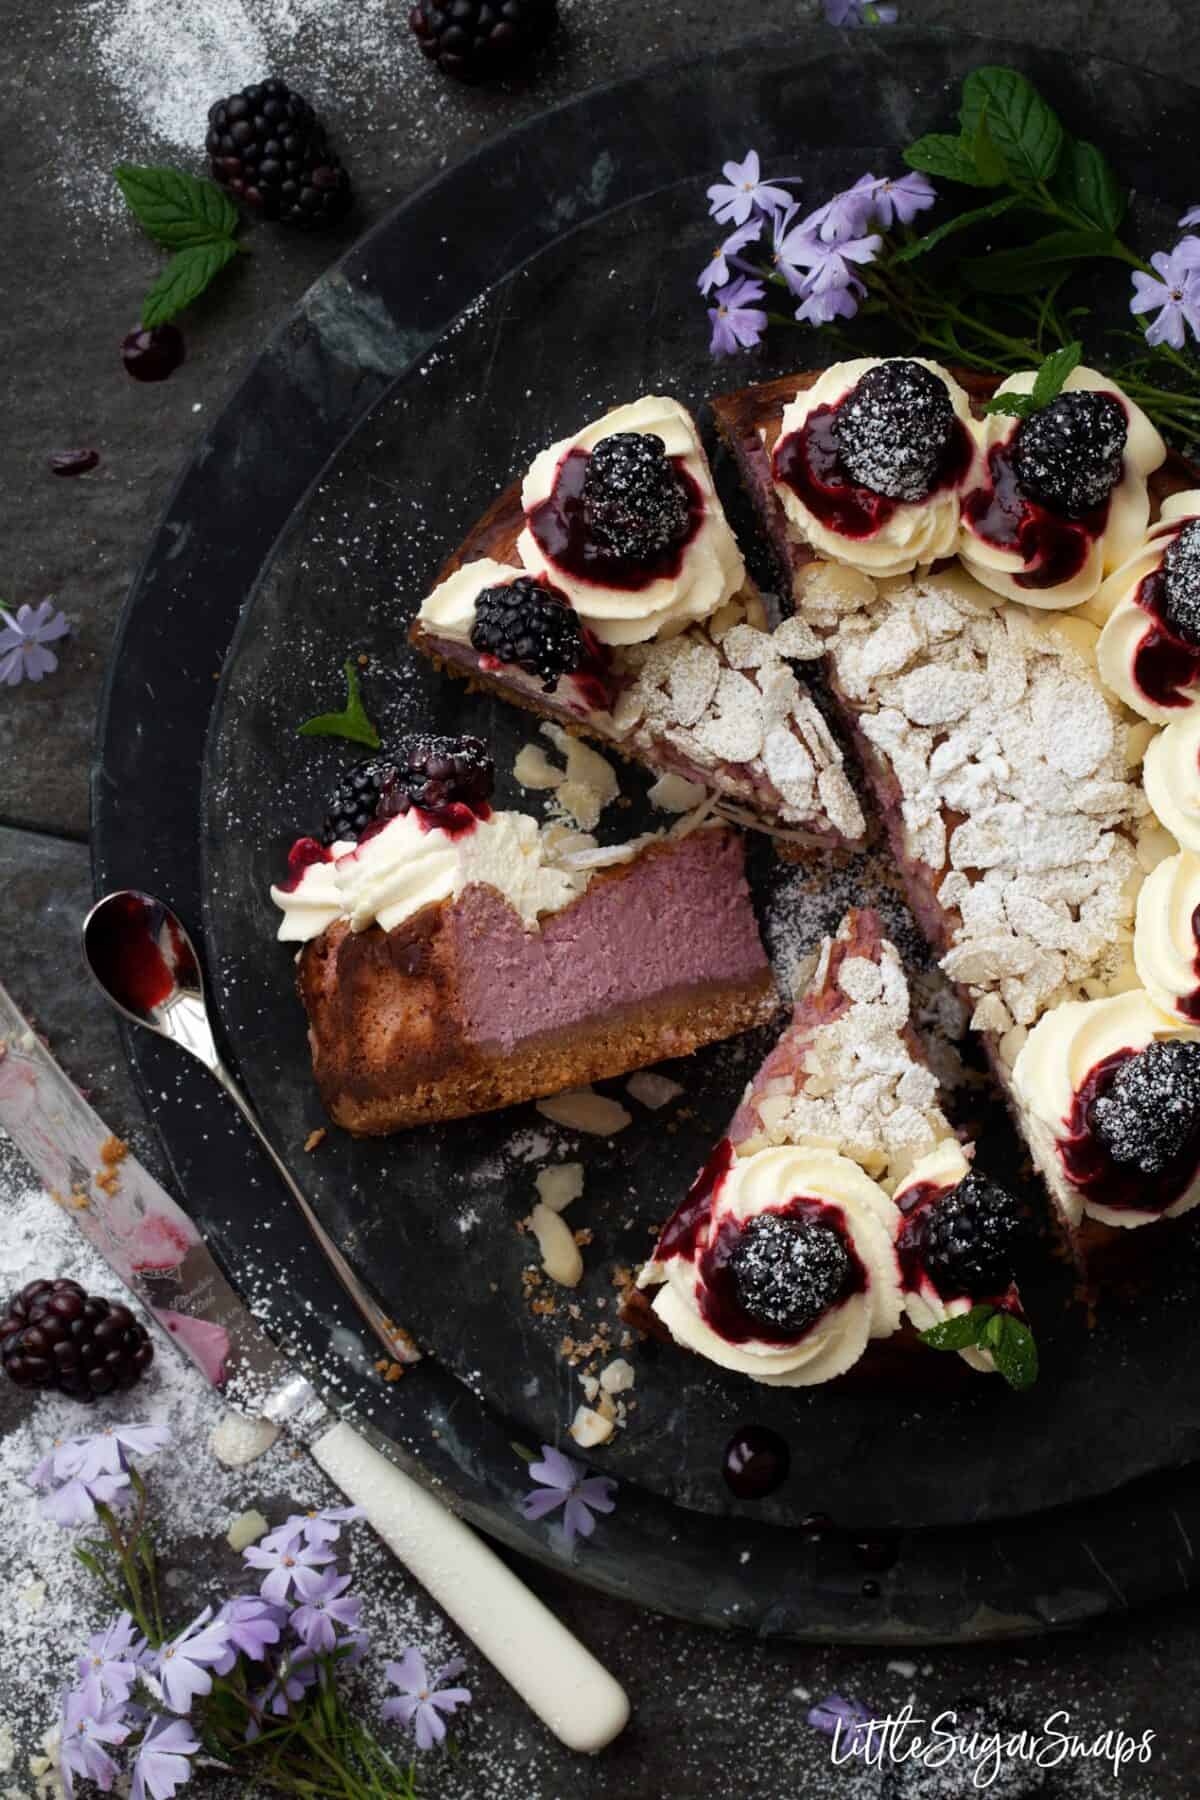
[625,1071,683,1110]
[226,1508,270,1552]
[528,1202,583,1286]
[569,1404,614,1448]
[599,1357,635,1395]
[535,1162,585,1213]
[537,1088,632,1135]
[514,743,566,789]
[647,772,708,813]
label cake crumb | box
[303,1128,327,1152]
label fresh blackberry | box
[470,577,585,690]
[922,1172,1024,1298]
[582,431,692,562]
[324,759,394,844]
[1013,390,1127,517]
[834,360,956,503]
[1,1279,153,1402]
[207,80,352,230]
[391,733,494,816]
[1091,1039,1200,1176]
[408,0,558,83]
[728,1213,852,1338]
[1161,519,1200,646]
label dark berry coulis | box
[722,1425,791,1499]
[963,440,1105,590]
[278,837,333,893]
[773,404,974,540]
[49,448,100,477]
[1061,1048,1200,1212]
[87,893,197,1014]
[653,1137,734,1261]
[121,324,185,383]
[411,800,490,838]
[527,447,704,590]
[894,1178,942,1294]
[1128,565,1200,710]
[699,1198,865,1345]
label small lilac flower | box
[245,1649,319,1740]
[808,1693,874,1755]
[707,150,792,226]
[768,202,811,296]
[864,170,936,229]
[77,1612,146,1703]
[824,0,899,25]
[520,1444,617,1546]
[26,1437,88,1488]
[289,1566,363,1655]
[708,277,769,357]
[58,1676,130,1798]
[259,1503,363,1555]
[811,176,879,244]
[786,228,881,284]
[40,1471,131,1528]
[69,1423,171,1484]
[0,600,70,686]
[1131,242,1200,349]
[210,1595,285,1674]
[1180,206,1200,229]
[242,1532,335,1603]
[794,255,867,326]
[335,1628,370,1669]
[382,1649,471,1752]
[130,1716,199,1800]
[697,218,763,295]
[155,1607,233,1714]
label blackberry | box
[922,1172,1024,1298]
[409,0,558,83]
[582,431,691,562]
[391,733,493,816]
[1,1279,153,1402]
[1013,390,1127,517]
[834,360,956,503]
[470,577,585,690]
[324,758,395,844]
[728,1213,852,1338]
[1092,1039,1200,1176]
[206,80,352,230]
[1161,519,1200,646]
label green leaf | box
[1053,139,1125,233]
[298,660,381,748]
[960,66,1066,183]
[971,106,1009,188]
[892,194,1022,263]
[1031,338,1083,405]
[982,391,1036,420]
[141,240,239,327]
[989,1315,1039,1391]
[903,133,994,188]
[917,1304,996,1352]
[115,164,239,249]
[960,228,1120,294]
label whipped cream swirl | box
[1096,492,1200,721]
[769,357,981,580]
[893,1141,998,1374]
[958,367,1165,609]
[1134,849,1200,1024]
[637,1143,902,1386]
[1144,709,1200,853]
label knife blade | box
[0,978,628,1753]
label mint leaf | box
[903,133,994,188]
[982,391,1036,420]
[299,660,381,749]
[1052,139,1125,233]
[115,164,238,250]
[1031,339,1083,407]
[917,1304,996,1352]
[140,240,239,328]
[970,107,1009,188]
[960,228,1120,295]
[893,194,1021,264]
[988,1315,1039,1391]
[960,67,1065,184]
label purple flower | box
[40,1471,131,1528]
[794,255,867,325]
[77,1612,146,1703]
[697,218,763,295]
[155,1607,232,1714]
[1180,206,1200,229]
[242,1533,335,1603]
[824,0,899,24]
[69,1423,171,1484]
[382,1649,471,1752]
[245,1649,319,1740]
[1131,241,1200,349]
[864,170,936,229]
[210,1595,285,1674]
[27,1437,89,1488]
[519,1444,617,1546]
[289,1566,363,1655]
[0,600,70,686]
[708,277,769,356]
[808,1693,874,1755]
[58,1676,130,1798]
[810,176,879,244]
[131,1716,198,1800]
[258,1503,363,1555]
[707,151,791,226]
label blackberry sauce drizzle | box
[772,402,974,540]
[1130,563,1200,709]
[963,440,1108,590]
[527,446,703,590]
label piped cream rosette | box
[1095,492,1200,722]
[1134,849,1200,1024]
[893,1141,998,1375]
[1144,710,1200,854]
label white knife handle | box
[311,1421,629,1753]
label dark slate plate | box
[95,28,1200,1639]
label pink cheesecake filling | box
[450,829,770,1053]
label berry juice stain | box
[1130,568,1200,709]
[278,837,332,893]
[963,441,1101,589]
[653,1137,733,1262]
[88,894,197,1015]
[121,324,185,383]
[527,447,703,590]
[722,1425,791,1499]
[49,448,100,477]
[772,405,973,540]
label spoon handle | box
[211,1061,408,1367]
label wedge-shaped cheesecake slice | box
[409,396,865,850]
[629,910,1027,1385]
[271,773,777,1134]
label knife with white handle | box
[0,979,629,1754]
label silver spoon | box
[81,889,407,1368]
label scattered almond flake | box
[625,1071,683,1110]
[526,1202,583,1287]
[887,1659,918,1679]
[646,771,707,812]
[533,1163,584,1213]
[539,723,619,829]
[513,743,564,790]
[225,1508,270,1552]
[599,1358,635,1395]
[303,1127,326,1153]
[17,1584,46,1617]
[536,1088,632,1135]
[567,1404,614,1448]
[209,1413,282,1468]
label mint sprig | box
[115,164,243,328]
[919,1304,1039,1391]
[298,660,381,749]
[982,340,1083,420]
